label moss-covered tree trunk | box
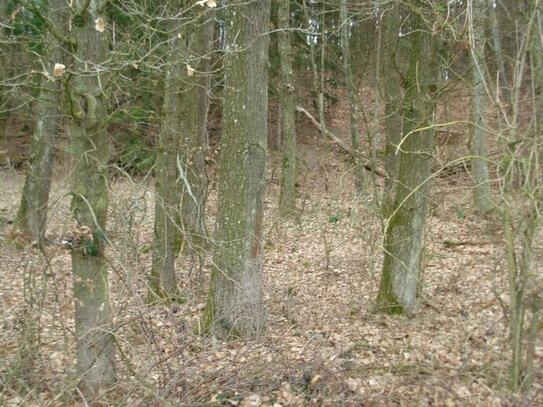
[340,0,364,191]
[468,0,494,213]
[376,6,438,315]
[13,0,67,243]
[67,0,115,395]
[278,0,297,216]
[203,0,270,338]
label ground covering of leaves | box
[1,93,542,406]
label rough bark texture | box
[178,6,214,253]
[204,0,270,338]
[68,0,115,395]
[13,0,67,243]
[278,0,297,216]
[380,4,405,218]
[340,0,364,191]
[469,0,494,213]
[0,2,7,137]
[149,29,183,302]
[376,6,438,315]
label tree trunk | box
[302,0,326,137]
[278,0,297,216]
[149,25,183,302]
[340,0,364,192]
[0,2,9,139]
[67,0,115,395]
[376,5,438,315]
[179,6,214,253]
[380,3,405,218]
[203,0,270,338]
[149,5,214,301]
[13,0,67,243]
[468,0,494,213]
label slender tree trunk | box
[340,0,364,192]
[149,5,214,301]
[13,0,67,243]
[468,0,494,213]
[67,0,115,395]
[278,0,297,216]
[179,6,214,253]
[0,2,9,138]
[302,0,326,136]
[490,0,511,104]
[149,26,183,302]
[376,5,438,315]
[203,0,270,338]
[504,2,543,390]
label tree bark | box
[379,3,405,218]
[178,6,214,253]
[278,0,297,216]
[67,0,115,395]
[376,4,438,315]
[340,0,364,192]
[149,23,183,302]
[468,0,494,213]
[13,0,67,243]
[203,0,270,338]
[149,4,214,301]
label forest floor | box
[1,88,543,406]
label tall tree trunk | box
[67,0,115,395]
[468,0,494,213]
[179,6,214,253]
[278,0,297,216]
[380,3,404,218]
[203,0,270,338]
[504,2,543,390]
[149,4,214,301]
[0,1,9,139]
[149,24,183,302]
[376,5,438,315]
[490,0,511,104]
[340,0,364,191]
[302,0,326,136]
[13,0,67,243]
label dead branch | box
[295,105,385,177]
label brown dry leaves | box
[0,114,541,406]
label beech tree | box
[376,3,439,315]
[203,0,270,338]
